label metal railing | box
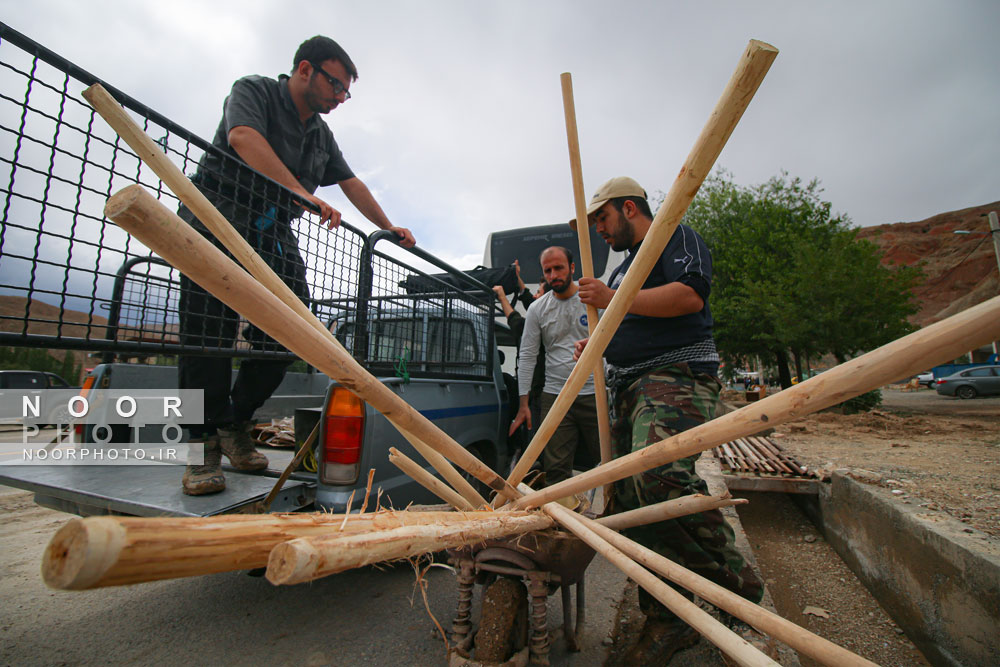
[0,22,493,380]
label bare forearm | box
[579,276,703,317]
[339,177,392,229]
[627,283,704,317]
[228,126,310,197]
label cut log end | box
[748,39,779,53]
[104,184,145,220]
[265,538,319,586]
[42,518,126,590]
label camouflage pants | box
[610,363,763,622]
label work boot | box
[623,617,701,665]
[218,421,268,471]
[182,436,225,495]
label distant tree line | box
[0,347,82,383]
[673,170,921,389]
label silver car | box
[934,366,1000,399]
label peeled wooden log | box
[540,496,778,666]
[507,40,780,487]
[104,185,515,503]
[266,513,555,585]
[389,447,475,511]
[85,83,490,510]
[524,485,876,667]
[561,71,613,471]
[597,493,747,531]
[510,293,1000,510]
[582,517,878,666]
[42,510,520,590]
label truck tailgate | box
[0,464,313,517]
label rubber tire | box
[474,577,528,663]
[956,385,977,400]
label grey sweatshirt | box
[517,290,596,396]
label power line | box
[927,235,990,287]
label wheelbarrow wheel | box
[474,576,528,663]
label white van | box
[482,222,627,375]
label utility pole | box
[990,212,1000,356]
[954,211,1000,356]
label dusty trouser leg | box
[216,358,290,471]
[178,274,240,436]
[611,364,764,624]
[178,273,238,492]
[570,393,602,473]
[219,218,308,470]
[539,392,580,485]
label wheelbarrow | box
[446,508,598,667]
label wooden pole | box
[510,293,1000,510]
[581,516,878,666]
[82,84,490,510]
[507,40,779,488]
[42,510,515,590]
[988,211,1000,356]
[389,447,475,511]
[265,513,554,586]
[538,496,778,666]
[104,186,517,502]
[560,72,613,472]
[261,421,319,512]
[596,493,747,531]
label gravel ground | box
[737,492,929,666]
[774,387,1000,538]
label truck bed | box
[0,462,313,517]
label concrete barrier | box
[802,472,1000,666]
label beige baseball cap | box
[568,176,647,230]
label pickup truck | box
[0,231,513,518]
[0,25,512,518]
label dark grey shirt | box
[192,74,354,215]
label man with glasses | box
[177,35,414,496]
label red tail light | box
[75,376,97,437]
[321,387,365,484]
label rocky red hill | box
[856,201,1000,326]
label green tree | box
[681,171,920,388]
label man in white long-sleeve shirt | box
[511,246,601,485]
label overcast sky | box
[3,1,998,268]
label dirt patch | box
[771,388,1000,538]
[473,577,528,663]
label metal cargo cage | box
[0,22,494,380]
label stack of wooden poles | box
[41,39,1000,667]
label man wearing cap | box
[573,177,764,662]
[177,35,414,496]
[510,246,601,486]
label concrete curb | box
[804,471,1000,666]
